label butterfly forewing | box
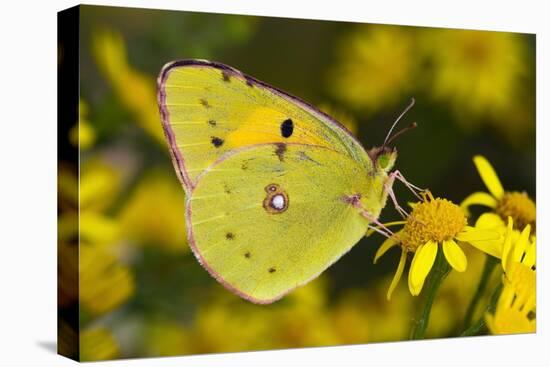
[158,60,371,192]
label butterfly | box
[157,59,414,304]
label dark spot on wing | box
[241,158,255,170]
[280,118,294,138]
[222,71,231,82]
[275,143,287,162]
[244,252,251,258]
[268,267,276,273]
[223,183,231,194]
[211,136,224,148]
[199,98,210,108]
[208,119,217,127]
[298,151,322,166]
[226,232,234,240]
[245,77,254,87]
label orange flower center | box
[401,196,467,252]
[496,191,536,232]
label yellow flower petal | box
[408,241,438,296]
[387,249,407,300]
[373,231,401,264]
[455,227,500,242]
[501,217,514,271]
[461,192,497,214]
[475,212,505,229]
[523,239,536,268]
[442,239,467,272]
[468,239,502,258]
[473,155,504,199]
[512,224,531,264]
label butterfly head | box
[368,146,397,173]
[368,98,417,173]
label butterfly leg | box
[383,174,410,219]
[361,210,395,239]
[390,170,426,200]
[345,194,395,238]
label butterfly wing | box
[157,59,370,193]
[187,144,387,304]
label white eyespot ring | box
[263,183,289,214]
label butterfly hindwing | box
[158,60,370,192]
[187,144,384,304]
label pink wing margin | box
[156,59,369,303]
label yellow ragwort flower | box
[461,155,536,231]
[485,218,536,335]
[426,29,526,122]
[79,242,135,315]
[92,29,165,145]
[329,25,415,112]
[374,192,500,299]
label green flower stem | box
[463,255,498,329]
[410,249,452,340]
[461,282,503,336]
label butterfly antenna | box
[382,98,415,148]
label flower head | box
[374,192,500,299]
[328,25,415,112]
[486,218,536,335]
[461,155,536,231]
[424,30,528,129]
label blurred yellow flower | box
[374,192,500,298]
[80,327,120,361]
[80,211,120,245]
[92,29,164,144]
[425,30,527,126]
[80,159,122,213]
[335,284,412,343]
[486,218,535,335]
[461,155,536,231]
[272,277,339,348]
[118,170,188,251]
[191,296,273,353]
[144,320,192,357]
[80,242,135,315]
[69,99,96,150]
[329,25,415,112]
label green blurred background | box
[58,5,535,361]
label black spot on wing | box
[222,71,231,82]
[208,119,217,127]
[280,119,294,138]
[199,98,211,108]
[244,252,251,258]
[268,267,276,273]
[211,136,224,148]
[275,143,286,162]
[226,232,234,240]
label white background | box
[0,0,548,365]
